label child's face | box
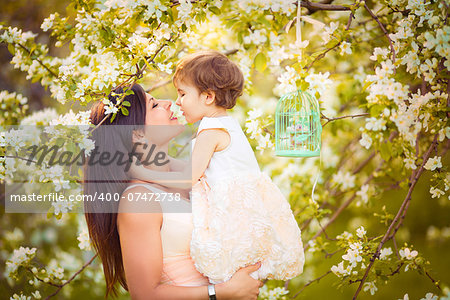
[174,80,206,124]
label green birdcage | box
[275,89,322,157]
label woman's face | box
[145,93,179,126]
[142,93,184,145]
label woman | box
[84,83,263,299]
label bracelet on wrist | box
[207,284,216,300]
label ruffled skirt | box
[190,171,305,284]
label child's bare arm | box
[128,129,223,189]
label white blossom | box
[31,291,41,299]
[331,261,352,277]
[258,285,290,299]
[10,294,31,300]
[52,200,74,215]
[356,184,370,206]
[429,186,444,198]
[339,41,352,55]
[420,292,438,300]
[332,170,356,191]
[370,47,389,61]
[77,229,92,251]
[365,117,387,131]
[363,281,378,295]
[356,226,366,239]
[399,293,410,300]
[342,248,362,267]
[336,231,353,240]
[103,100,119,116]
[399,247,418,260]
[359,132,373,149]
[322,21,339,43]
[424,156,442,171]
[6,246,37,276]
[245,119,261,139]
[404,157,417,170]
[256,133,274,154]
[380,247,393,260]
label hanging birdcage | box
[275,89,322,157]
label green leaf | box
[110,113,116,123]
[369,104,384,117]
[121,107,129,116]
[257,15,271,28]
[7,43,15,55]
[225,18,239,28]
[122,100,131,107]
[143,58,153,71]
[29,44,37,55]
[47,206,54,219]
[31,75,40,83]
[55,138,65,147]
[171,6,179,21]
[379,141,392,161]
[361,80,372,92]
[67,141,77,153]
[166,6,174,22]
[237,31,244,44]
[208,6,221,15]
[254,52,267,72]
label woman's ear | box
[132,130,148,145]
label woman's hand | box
[215,262,264,300]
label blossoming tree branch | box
[0,0,449,299]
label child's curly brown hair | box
[173,50,244,109]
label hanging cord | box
[310,146,322,204]
[296,1,322,205]
[296,0,302,61]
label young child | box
[131,50,305,284]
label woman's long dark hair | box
[84,83,147,298]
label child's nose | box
[175,97,181,106]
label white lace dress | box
[190,116,305,284]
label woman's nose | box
[160,99,172,109]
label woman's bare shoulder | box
[117,185,163,233]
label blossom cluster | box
[258,285,289,300]
[244,108,274,154]
[330,226,395,296]
[237,0,296,15]
[0,90,29,125]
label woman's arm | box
[118,187,263,300]
[128,130,223,189]
[118,187,210,299]
[168,156,189,172]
